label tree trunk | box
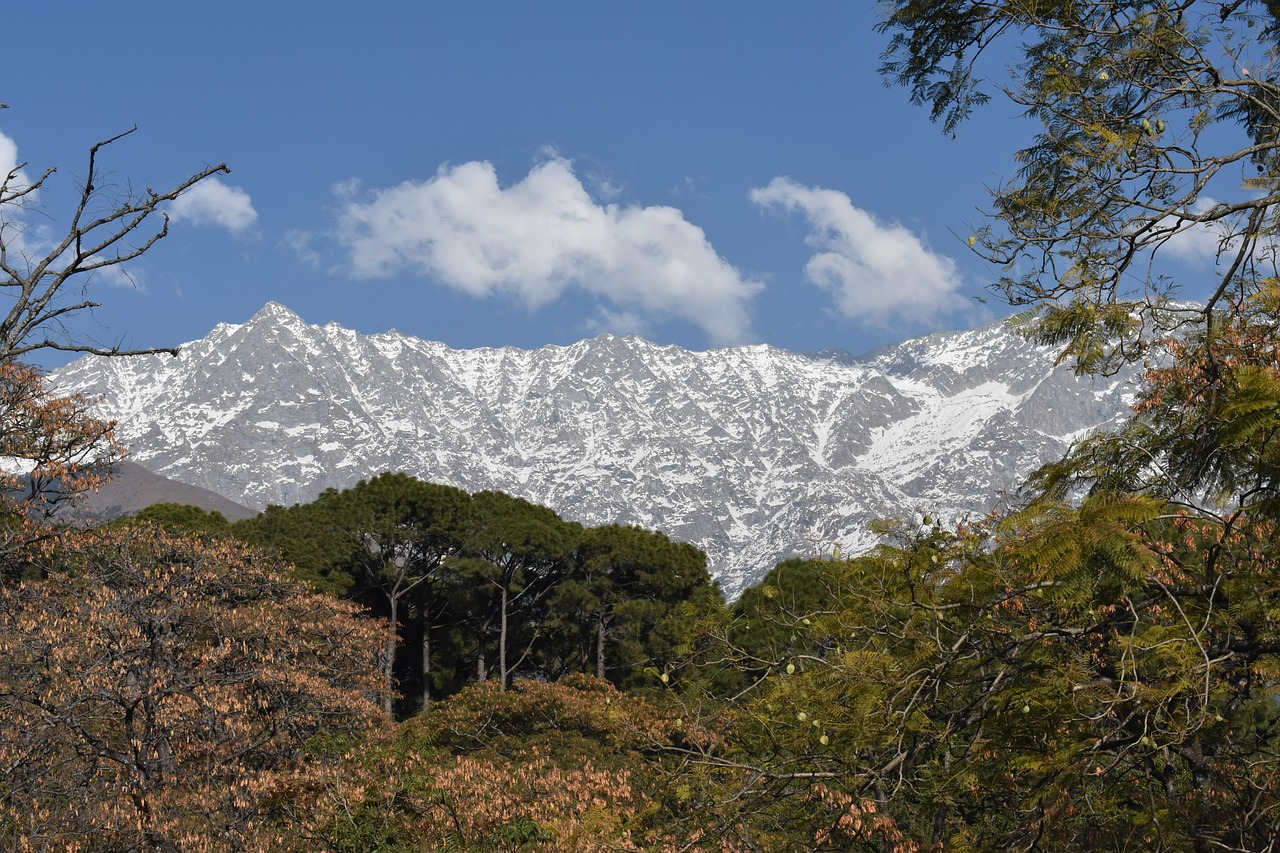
[476,611,489,681]
[384,595,398,717]
[421,615,431,712]
[498,582,509,690]
[596,614,607,680]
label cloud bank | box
[335,156,760,345]
[169,177,258,234]
[751,177,965,326]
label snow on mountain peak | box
[250,301,302,322]
[49,304,1141,597]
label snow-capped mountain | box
[50,303,1141,597]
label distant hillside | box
[76,460,256,523]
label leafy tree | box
[131,501,233,536]
[1035,283,1280,510]
[233,500,357,596]
[879,0,1280,370]
[719,7,1280,846]
[0,102,368,852]
[277,675,737,852]
[235,475,475,714]
[701,302,1280,846]
[455,490,581,689]
[0,361,119,579]
[0,527,386,851]
[1024,286,1280,847]
[316,473,472,715]
[549,524,720,688]
[722,558,844,691]
[236,484,726,706]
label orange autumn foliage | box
[280,676,745,852]
[0,361,120,576]
[0,527,389,851]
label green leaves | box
[234,479,722,710]
[718,450,1280,847]
[880,1,1280,370]
[875,0,997,133]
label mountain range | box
[50,303,1142,597]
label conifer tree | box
[313,473,472,715]
[455,490,580,689]
[550,524,717,686]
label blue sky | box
[6,2,1044,367]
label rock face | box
[51,303,1141,597]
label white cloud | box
[331,177,362,199]
[168,177,258,234]
[92,264,144,289]
[1157,197,1247,266]
[0,130,42,268]
[751,177,966,326]
[281,229,322,268]
[0,130,32,193]
[587,305,651,338]
[586,171,623,200]
[335,156,760,345]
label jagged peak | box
[221,308,822,364]
[246,301,305,325]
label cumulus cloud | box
[168,177,258,234]
[334,156,760,345]
[0,131,43,267]
[0,130,31,192]
[751,177,965,326]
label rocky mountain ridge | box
[51,303,1141,597]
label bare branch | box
[0,121,229,361]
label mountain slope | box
[77,460,257,523]
[51,303,1140,596]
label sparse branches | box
[0,122,228,360]
[879,1,1280,370]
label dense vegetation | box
[6,1,1280,848]
[228,475,720,715]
